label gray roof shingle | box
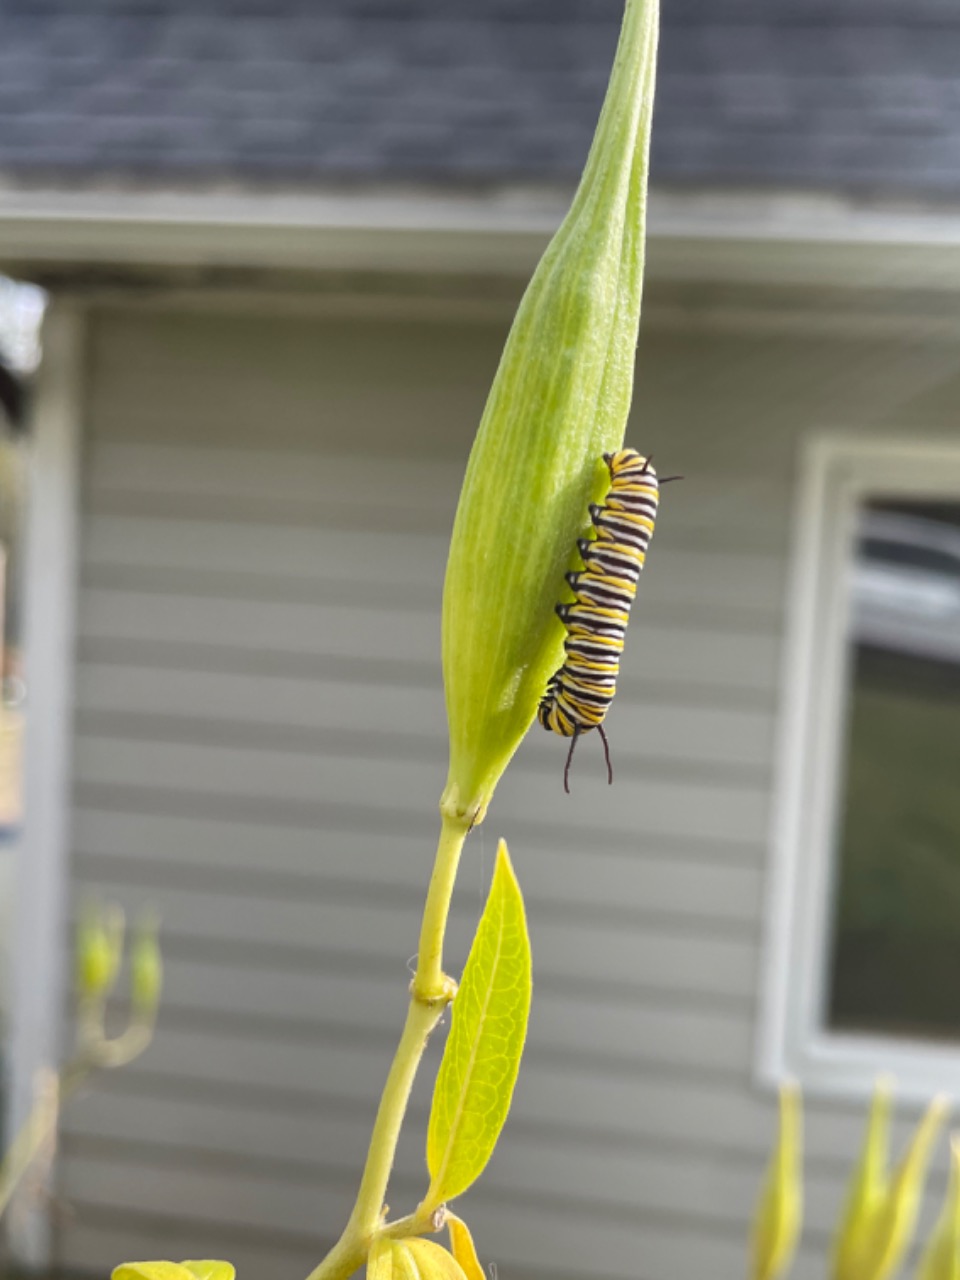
[2,1,960,194]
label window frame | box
[758,433,960,1101]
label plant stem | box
[0,995,160,1229]
[0,1016,159,1226]
[306,811,469,1280]
[411,813,469,1007]
[0,1069,60,1222]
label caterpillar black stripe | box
[538,449,660,792]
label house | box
[3,3,960,1278]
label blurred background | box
[2,2,960,1279]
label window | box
[759,436,960,1100]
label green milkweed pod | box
[440,0,660,826]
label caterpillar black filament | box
[538,449,659,792]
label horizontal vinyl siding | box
[56,306,960,1280]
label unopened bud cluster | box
[75,902,164,1068]
[751,1080,952,1280]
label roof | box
[1,1,959,196]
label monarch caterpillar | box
[538,449,661,792]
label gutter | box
[2,184,960,290]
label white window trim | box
[6,303,85,1267]
[758,432,960,1102]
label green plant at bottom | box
[750,1079,955,1280]
[918,1137,960,1280]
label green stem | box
[0,1003,159,1226]
[411,814,469,1007]
[83,1019,156,1070]
[0,1070,60,1222]
[0,1057,96,1222]
[306,812,469,1280]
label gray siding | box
[58,303,960,1279]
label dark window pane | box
[827,498,960,1041]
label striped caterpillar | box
[538,449,660,792]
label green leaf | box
[181,1264,236,1280]
[425,840,532,1206]
[112,1265,196,1280]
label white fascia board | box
[0,185,560,278]
[2,184,960,288]
[654,188,960,290]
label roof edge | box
[4,183,960,290]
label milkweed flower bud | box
[832,1079,948,1280]
[833,1077,893,1280]
[918,1136,960,1280]
[752,1082,803,1280]
[441,0,659,825]
[130,915,163,1019]
[367,1235,466,1280]
[76,903,125,999]
[864,1094,948,1280]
